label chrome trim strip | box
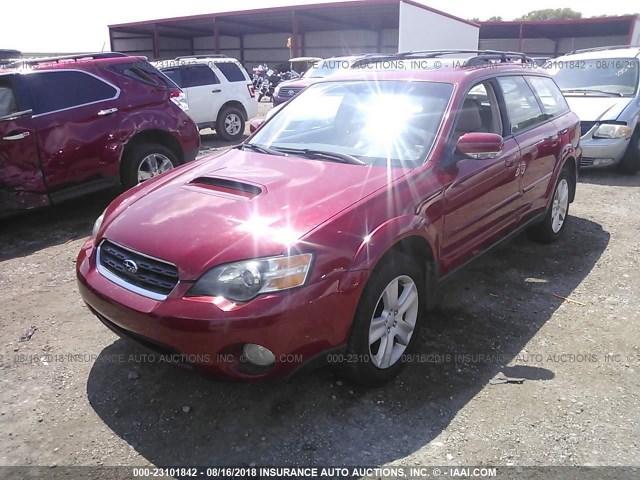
[96,243,172,302]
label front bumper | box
[76,239,363,380]
[578,133,631,169]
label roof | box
[480,15,639,39]
[312,62,550,85]
[109,0,478,38]
[554,46,640,60]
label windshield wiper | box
[274,147,366,165]
[237,143,287,156]
[561,88,623,97]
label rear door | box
[0,74,48,212]
[496,76,561,218]
[25,69,123,192]
[213,61,256,118]
[170,65,223,126]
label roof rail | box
[567,44,638,55]
[15,52,128,66]
[175,54,228,60]
[355,49,535,67]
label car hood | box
[101,149,408,280]
[564,96,633,122]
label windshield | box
[248,80,454,167]
[303,59,352,78]
[545,58,639,96]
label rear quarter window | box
[214,62,247,82]
[26,71,118,115]
[527,76,569,117]
[111,62,171,87]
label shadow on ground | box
[86,215,609,466]
[0,189,119,262]
[578,169,640,187]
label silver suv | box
[546,46,640,174]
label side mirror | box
[456,132,504,160]
[249,118,265,133]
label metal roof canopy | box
[480,15,639,42]
[108,0,478,58]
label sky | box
[2,0,639,53]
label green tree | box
[517,8,582,21]
[487,16,504,21]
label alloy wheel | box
[137,153,174,183]
[368,275,419,369]
[551,178,569,233]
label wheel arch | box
[120,130,185,184]
[348,217,439,311]
[219,100,248,121]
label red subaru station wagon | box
[0,53,200,216]
[77,51,581,385]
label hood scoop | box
[186,176,263,199]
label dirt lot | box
[1,110,639,474]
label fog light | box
[592,158,614,167]
[242,343,275,367]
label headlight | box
[593,123,632,139]
[187,253,313,302]
[92,211,105,238]
[274,84,281,95]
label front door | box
[0,74,47,213]
[440,80,521,272]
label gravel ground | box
[0,112,639,476]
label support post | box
[214,18,220,54]
[291,11,299,58]
[153,24,160,59]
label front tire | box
[529,167,572,243]
[122,143,178,189]
[343,253,425,386]
[216,106,245,141]
[617,129,640,175]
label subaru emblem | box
[123,259,138,274]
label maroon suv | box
[0,53,200,216]
[77,51,581,386]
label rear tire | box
[121,143,178,189]
[529,167,572,243]
[216,106,245,142]
[342,253,425,386]
[617,129,640,175]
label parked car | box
[271,54,380,106]
[545,46,640,173]
[77,51,581,386]
[0,52,200,217]
[156,56,258,141]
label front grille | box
[281,86,304,97]
[98,240,179,297]
[580,121,596,137]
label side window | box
[161,68,183,88]
[183,65,220,87]
[0,77,18,117]
[497,76,546,134]
[454,81,503,140]
[26,71,118,115]
[527,76,569,117]
[214,62,246,82]
[112,62,170,87]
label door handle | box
[212,89,222,93]
[98,108,118,116]
[2,131,30,141]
